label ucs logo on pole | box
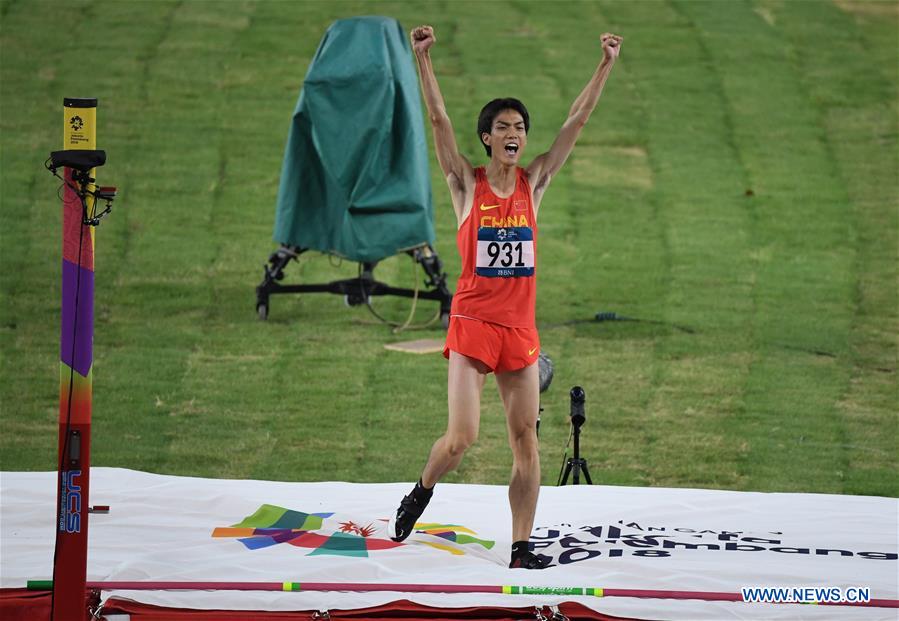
[60,470,82,534]
[69,116,84,131]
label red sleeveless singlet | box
[450,166,538,328]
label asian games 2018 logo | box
[212,504,495,559]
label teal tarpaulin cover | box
[273,16,435,263]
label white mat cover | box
[1,468,896,620]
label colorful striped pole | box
[52,97,98,621]
[26,581,899,608]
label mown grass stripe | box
[771,0,898,496]
[678,0,858,492]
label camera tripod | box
[559,386,592,485]
[559,423,593,485]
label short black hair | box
[476,98,530,156]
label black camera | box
[569,386,585,428]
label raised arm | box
[527,33,622,196]
[411,26,473,218]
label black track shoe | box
[388,482,432,542]
[509,550,552,569]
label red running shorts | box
[443,315,540,374]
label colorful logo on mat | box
[212,504,494,558]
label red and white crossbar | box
[26,581,899,608]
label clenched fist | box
[411,25,435,54]
[601,33,623,61]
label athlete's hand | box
[601,33,623,62]
[411,25,436,54]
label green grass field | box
[1,0,896,497]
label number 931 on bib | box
[475,226,535,278]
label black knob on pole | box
[569,386,585,428]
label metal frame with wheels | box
[255,244,453,328]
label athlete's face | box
[482,109,527,166]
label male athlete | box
[389,25,622,569]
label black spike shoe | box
[509,549,552,569]
[388,481,433,542]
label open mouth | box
[504,143,519,156]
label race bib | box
[475,226,535,278]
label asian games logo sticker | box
[212,504,496,560]
[495,228,520,241]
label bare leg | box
[420,350,489,487]
[390,351,489,542]
[496,362,541,542]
